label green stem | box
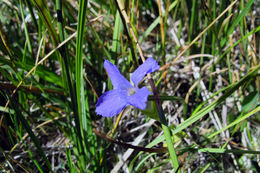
[162,124,180,172]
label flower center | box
[127,88,136,96]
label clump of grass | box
[0,0,259,172]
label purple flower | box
[95,58,160,117]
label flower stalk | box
[148,76,180,172]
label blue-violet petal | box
[131,58,160,87]
[127,87,151,110]
[104,60,132,90]
[96,89,128,117]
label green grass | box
[0,0,259,172]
